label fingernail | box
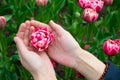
[50,20,54,24]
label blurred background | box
[0,0,120,80]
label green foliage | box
[0,0,120,80]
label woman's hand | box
[14,21,57,80]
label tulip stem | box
[86,23,93,42]
[0,30,7,61]
[108,56,112,61]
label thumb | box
[49,20,66,36]
[14,37,27,53]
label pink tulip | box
[103,39,119,56]
[83,8,99,23]
[78,0,104,12]
[78,0,88,9]
[0,16,6,29]
[36,0,48,6]
[114,39,120,50]
[30,27,54,51]
[104,0,113,5]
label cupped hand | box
[14,21,56,80]
[48,21,82,68]
[30,20,82,68]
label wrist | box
[74,49,106,80]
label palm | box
[15,21,55,76]
[48,31,80,68]
[21,49,54,75]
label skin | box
[14,21,57,80]
[14,20,106,80]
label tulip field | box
[0,0,120,80]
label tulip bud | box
[78,0,87,9]
[36,0,48,6]
[114,39,120,49]
[0,16,6,29]
[83,8,99,23]
[104,0,113,5]
[78,0,104,12]
[103,39,119,56]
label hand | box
[30,20,106,80]
[48,21,105,80]
[14,21,57,80]
[30,20,82,68]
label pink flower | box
[0,16,6,29]
[104,0,113,5]
[103,39,120,56]
[78,0,104,12]
[78,0,88,9]
[114,39,120,49]
[36,0,48,6]
[30,27,54,51]
[83,8,99,23]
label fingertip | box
[25,20,30,23]
[14,37,19,43]
[50,20,53,23]
[30,26,35,30]
[49,20,66,37]
[31,19,35,22]
[49,20,55,25]
[18,23,26,32]
[30,20,35,24]
[25,20,30,25]
[14,37,17,41]
[20,23,26,27]
[30,26,35,32]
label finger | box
[16,32,24,39]
[30,20,52,32]
[18,23,27,33]
[16,23,27,39]
[14,37,27,54]
[25,20,31,30]
[29,26,35,39]
[18,51,22,61]
[30,26,35,34]
[23,30,29,46]
[49,20,66,37]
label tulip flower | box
[0,16,6,29]
[30,27,54,51]
[103,39,120,56]
[78,0,104,12]
[114,39,120,50]
[104,0,113,5]
[36,0,48,6]
[83,8,99,23]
